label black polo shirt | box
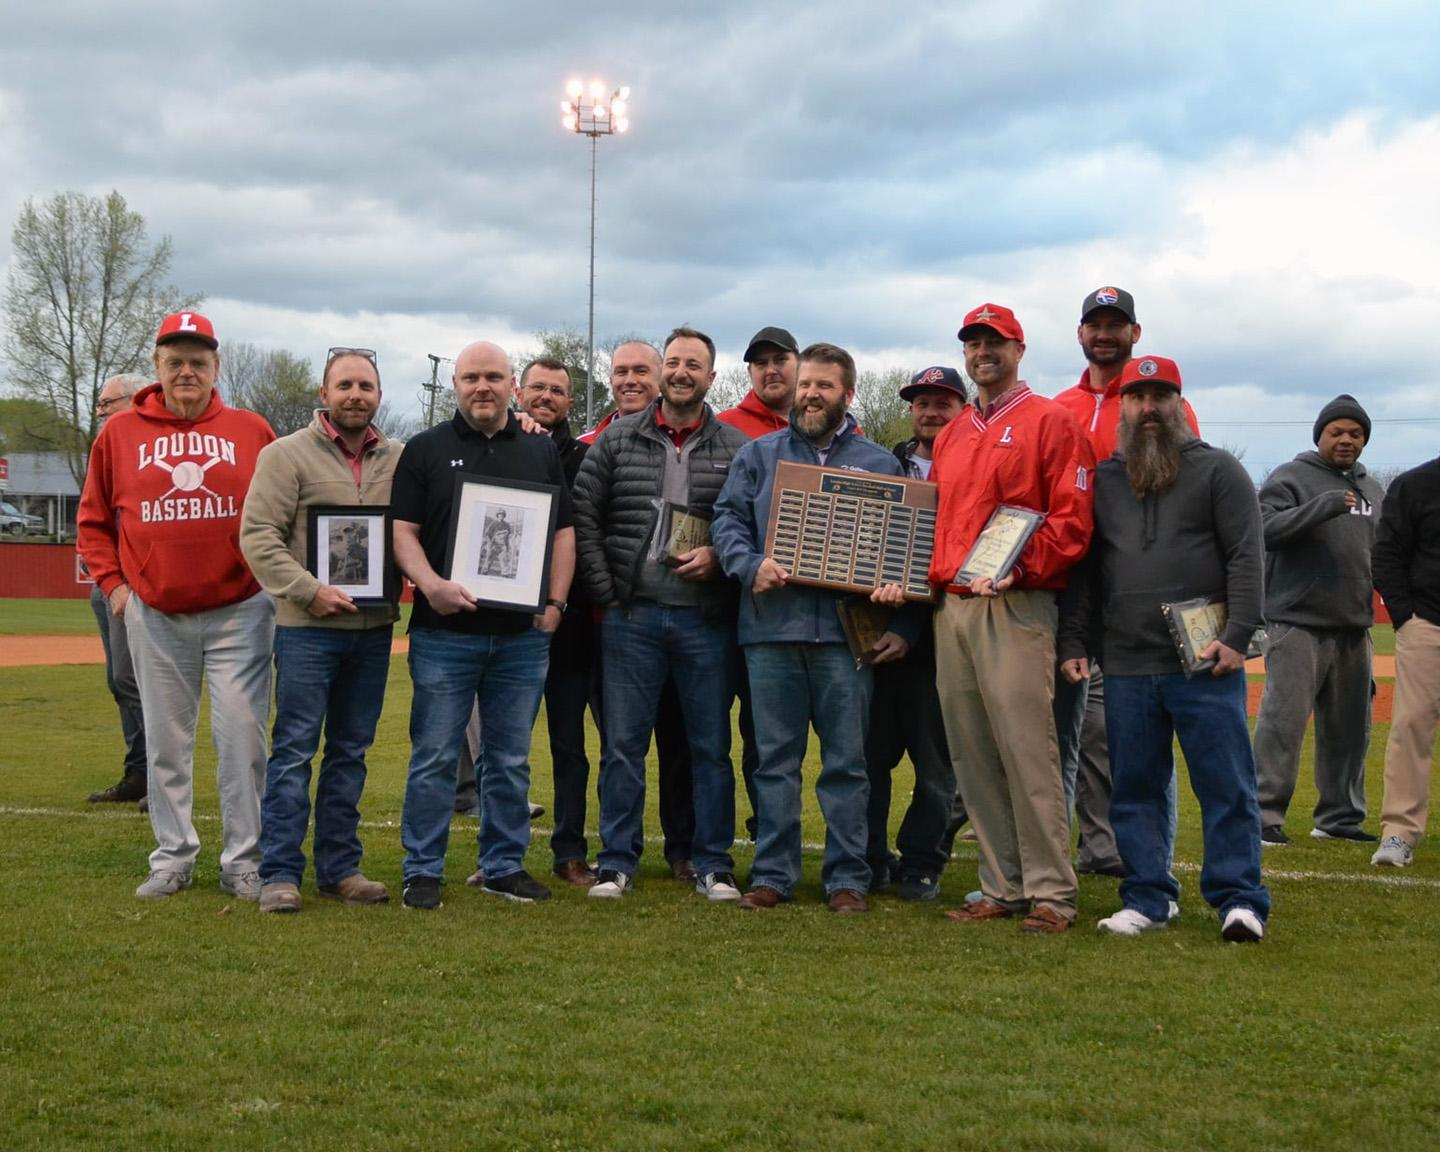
[392,410,574,635]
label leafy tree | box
[2,190,197,485]
[0,397,83,456]
[219,342,318,436]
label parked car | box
[0,500,46,535]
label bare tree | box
[374,400,421,443]
[707,365,750,414]
[219,342,318,436]
[2,190,198,484]
[851,367,912,448]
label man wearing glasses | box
[391,341,576,911]
[240,347,399,913]
[84,374,152,808]
[78,312,277,900]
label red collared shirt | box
[655,409,701,450]
[319,412,380,484]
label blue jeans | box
[401,627,551,882]
[260,625,392,887]
[1105,670,1270,924]
[597,602,736,878]
[745,642,872,897]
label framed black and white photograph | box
[307,504,394,607]
[444,474,560,613]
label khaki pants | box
[1381,616,1440,845]
[934,591,1077,917]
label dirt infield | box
[1,634,1396,721]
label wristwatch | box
[546,598,568,613]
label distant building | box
[0,452,81,538]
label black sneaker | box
[1260,825,1290,846]
[402,876,443,910]
[898,875,941,902]
[1310,826,1380,843]
[869,857,900,893]
[481,870,552,903]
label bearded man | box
[713,342,923,913]
[1059,355,1271,943]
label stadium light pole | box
[562,78,630,430]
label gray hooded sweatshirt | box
[1060,438,1264,676]
[1258,450,1383,630]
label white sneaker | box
[135,870,192,899]
[1371,836,1414,868]
[220,871,262,900]
[1167,900,1181,922]
[1097,907,1166,936]
[695,871,741,901]
[588,869,631,900]
[1221,906,1265,943]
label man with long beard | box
[713,342,921,913]
[1059,356,1271,942]
[1054,287,1199,876]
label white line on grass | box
[4,804,1437,891]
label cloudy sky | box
[2,0,1438,472]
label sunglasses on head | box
[326,347,377,364]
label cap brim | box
[155,333,219,350]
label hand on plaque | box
[868,630,909,665]
[308,584,359,617]
[425,579,479,615]
[1198,639,1246,676]
[753,557,789,593]
[967,572,1015,598]
[673,545,720,581]
[869,583,906,607]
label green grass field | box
[1,617,1436,1150]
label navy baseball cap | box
[900,366,967,401]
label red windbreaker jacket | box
[929,384,1094,593]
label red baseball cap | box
[1117,355,1182,394]
[155,311,219,350]
[957,303,1024,343]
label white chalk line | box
[3,804,1437,891]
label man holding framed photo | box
[390,341,576,910]
[240,347,399,914]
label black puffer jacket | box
[572,401,747,621]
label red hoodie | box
[78,384,275,614]
[716,389,788,439]
[1053,368,1200,461]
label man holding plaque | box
[390,341,576,911]
[1058,355,1271,942]
[240,347,398,913]
[926,304,1092,934]
[864,366,968,899]
[572,326,748,902]
[577,340,701,880]
[714,342,923,914]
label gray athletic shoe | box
[220,871,263,901]
[1371,836,1414,868]
[135,870,192,899]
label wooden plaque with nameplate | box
[762,460,938,603]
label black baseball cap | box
[743,326,799,362]
[1080,286,1137,323]
[900,366,967,401]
